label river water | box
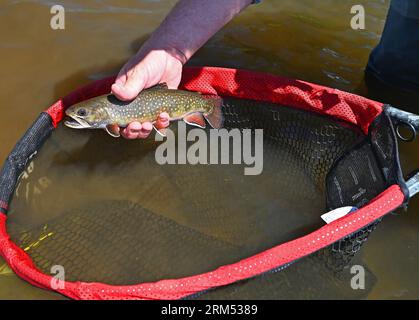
[0,0,418,299]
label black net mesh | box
[324,111,407,271]
[4,98,394,298]
[0,113,54,208]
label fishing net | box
[0,67,412,299]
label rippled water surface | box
[0,0,418,299]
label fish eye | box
[77,108,87,117]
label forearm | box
[141,0,253,64]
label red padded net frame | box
[0,67,405,300]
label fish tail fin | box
[203,95,224,129]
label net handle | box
[385,105,419,198]
[386,105,419,142]
[407,171,419,198]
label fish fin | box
[154,125,167,137]
[148,83,168,90]
[204,100,224,129]
[183,112,206,128]
[202,95,223,107]
[105,124,121,138]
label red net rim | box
[0,186,405,299]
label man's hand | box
[111,0,253,139]
[111,49,183,139]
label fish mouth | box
[64,115,91,129]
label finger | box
[120,128,139,140]
[159,112,170,121]
[112,66,146,101]
[111,83,126,100]
[165,77,181,90]
[155,112,170,129]
[114,67,128,86]
[121,122,142,139]
[112,80,143,101]
[137,122,153,139]
[112,66,129,97]
[111,64,130,96]
[128,122,143,132]
[120,67,147,101]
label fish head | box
[64,99,110,129]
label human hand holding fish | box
[64,27,224,139]
[111,49,183,139]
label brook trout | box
[64,83,223,137]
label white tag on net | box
[321,206,358,224]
